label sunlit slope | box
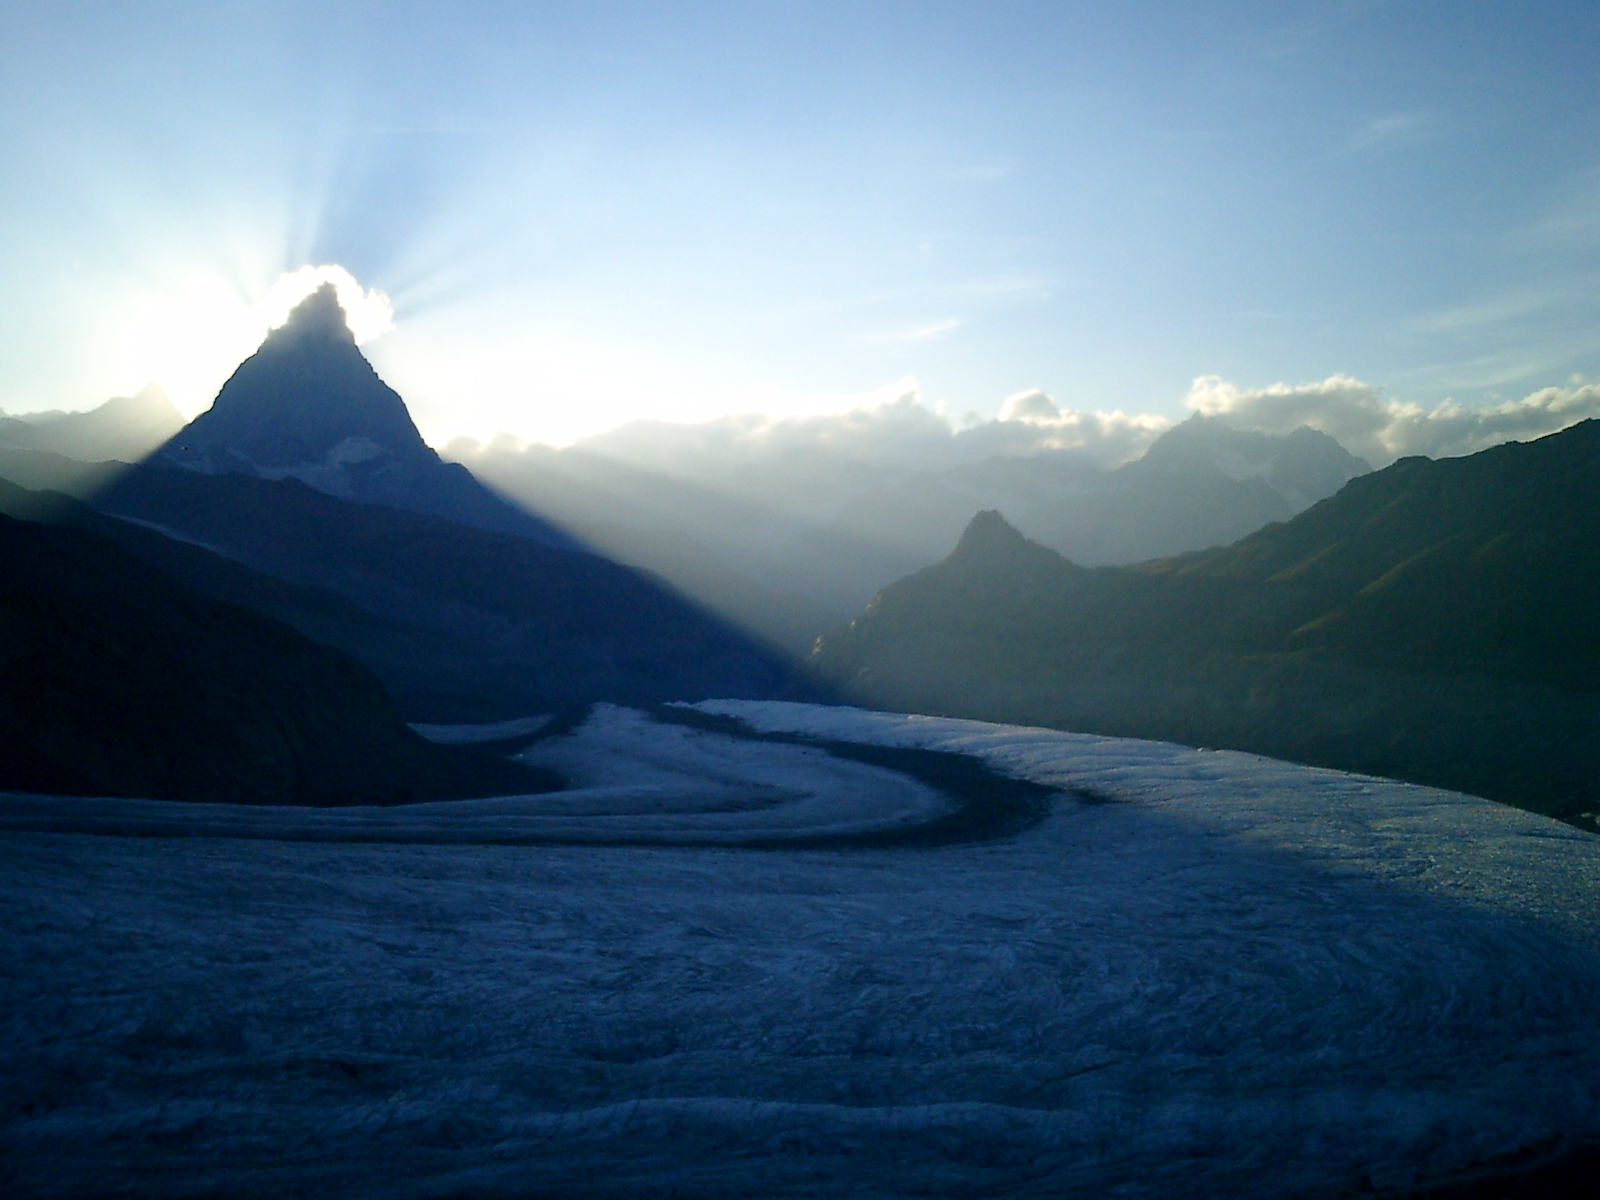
[0,503,554,804]
[812,420,1600,825]
[0,447,131,497]
[0,383,183,463]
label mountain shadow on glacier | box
[66,468,817,720]
[649,704,1061,848]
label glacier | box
[2,701,1598,1198]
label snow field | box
[2,702,1598,1198]
[0,705,953,846]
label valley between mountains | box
[3,285,1599,1198]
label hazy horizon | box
[12,307,1600,475]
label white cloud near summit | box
[1187,374,1600,466]
[984,389,1172,463]
[262,265,394,345]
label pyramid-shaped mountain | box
[157,284,567,545]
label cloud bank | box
[1186,374,1600,465]
[262,265,394,345]
[562,385,1173,477]
[470,373,1600,483]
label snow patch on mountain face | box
[3,702,1599,1198]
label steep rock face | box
[157,284,569,545]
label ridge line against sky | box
[2,2,1596,450]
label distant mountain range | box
[454,414,1370,650]
[822,415,1371,573]
[812,421,1600,829]
[0,382,183,462]
[2,291,1374,662]
[0,491,557,804]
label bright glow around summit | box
[107,266,393,419]
[263,266,394,345]
[1,2,1597,444]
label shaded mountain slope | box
[88,466,811,720]
[813,422,1600,826]
[156,284,569,545]
[0,508,557,804]
[0,476,460,701]
[1134,422,1600,686]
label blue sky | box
[2,1,1597,446]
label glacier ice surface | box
[2,701,1598,1198]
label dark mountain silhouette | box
[0,501,558,805]
[812,421,1600,829]
[0,475,440,682]
[156,284,570,545]
[0,382,184,462]
[79,467,811,721]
